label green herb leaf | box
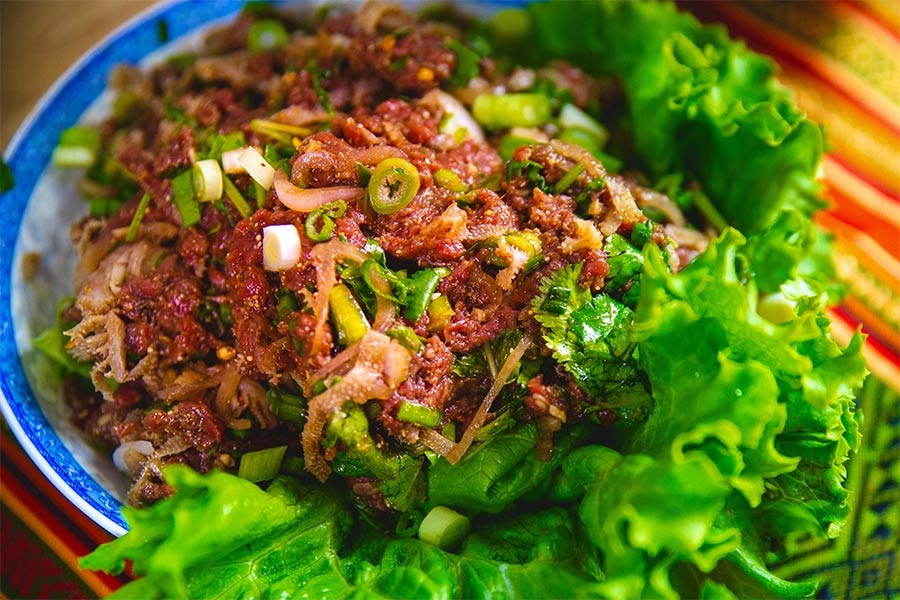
[0,159,14,194]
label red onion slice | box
[274,170,364,213]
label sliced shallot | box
[274,170,364,213]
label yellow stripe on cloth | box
[782,67,900,194]
[716,2,900,132]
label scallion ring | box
[368,158,420,215]
[193,159,223,202]
[247,19,289,53]
[305,209,335,242]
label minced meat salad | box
[57,2,710,507]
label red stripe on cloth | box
[0,477,124,596]
[832,306,900,366]
[689,1,900,137]
[828,308,900,394]
[822,165,900,258]
[2,426,117,548]
[841,294,900,353]
[2,449,99,553]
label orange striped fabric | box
[1,2,898,598]
[690,0,899,389]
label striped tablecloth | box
[1,1,897,598]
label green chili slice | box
[368,158,420,215]
[321,199,347,219]
[404,268,443,322]
[305,210,335,242]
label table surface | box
[1,1,155,149]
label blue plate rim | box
[0,0,251,537]
[0,0,523,539]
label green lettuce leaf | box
[578,452,740,599]
[32,298,92,381]
[426,424,587,514]
[82,466,604,600]
[526,0,825,234]
[80,466,353,599]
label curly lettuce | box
[77,1,867,598]
[524,0,825,234]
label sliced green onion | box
[51,146,96,168]
[498,135,537,160]
[238,146,276,190]
[433,169,468,193]
[419,506,470,551]
[263,224,301,271]
[442,421,457,443]
[397,401,443,427]
[192,159,223,202]
[329,284,370,346]
[557,127,602,156]
[558,104,609,147]
[267,388,306,425]
[60,126,100,150]
[386,326,424,352]
[305,210,335,242]
[221,147,248,174]
[405,268,443,322]
[249,119,312,143]
[254,181,267,209]
[171,170,201,227]
[594,151,624,174]
[89,198,125,218]
[247,19,289,53]
[237,445,287,482]
[368,158,420,215]
[472,93,552,130]
[553,163,585,194]
[222,175,253,217]
[125,192,151,242]
[427,294,454,333]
